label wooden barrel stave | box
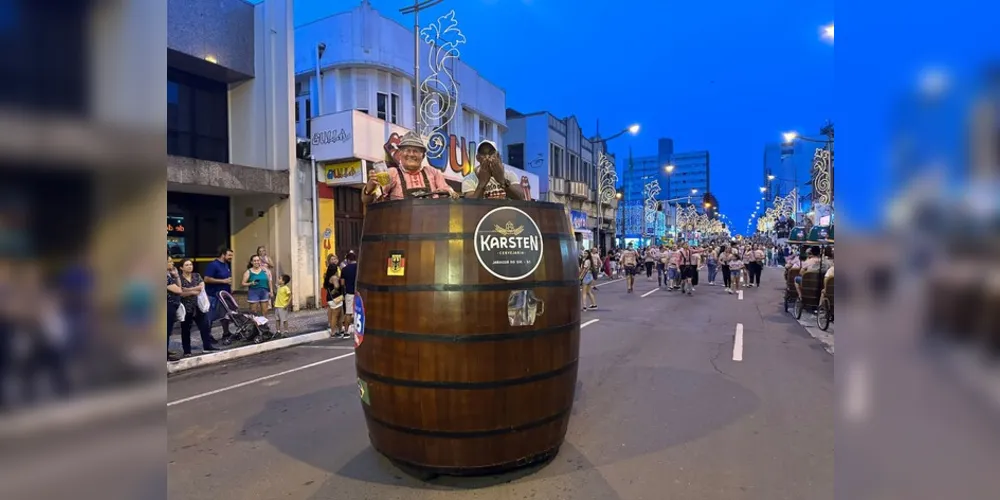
[356,198,580,476]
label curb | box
[0,382,163,439]
[167,330,334,374]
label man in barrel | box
[462,140,525,200]
[361,131,458,204]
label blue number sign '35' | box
[353,292,365,348]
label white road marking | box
[167,352,356,407]
[733,323,744,361]
[592,277,625,288]
[738,290,744,300]
[170,318,607,407]
[640,288,659,298]
[296,345,355,350]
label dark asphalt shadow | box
[235,364,757,497]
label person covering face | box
[462,140,525,200]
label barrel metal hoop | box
[357,358,577,390]
[361,232,574,242]
[361,320,579,343]
[365,198,566,210]
[362,405,573,439]
[357,279,579,292]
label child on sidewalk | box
[273,274,292,336]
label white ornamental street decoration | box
[418,10,465,150]
[676,204,727,236]
[643,180,661,223]
[597,152,618,204]
[757,188,798,233]
[812,147,833,206]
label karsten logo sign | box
[473,207,543,281]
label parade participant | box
[361,131,458,203]
[644,245,659,281]
[462,140,525,200]
[620,243,640,293]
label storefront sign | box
[474,207,543,281]
[311,112,354,161]
[322,160,365,186]
[570,210,589,231]
[386,250,405,276]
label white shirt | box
[462,168,519,198]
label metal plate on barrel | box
[473,206,544,281]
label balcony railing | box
[569,181,589,199]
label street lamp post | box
[592,123,639,252]
[781,123,834,224]
[400,0,445,132]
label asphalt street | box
[168,267,833,500]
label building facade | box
[503,109,617,252]
[167,0,317,307]
[295,2,539,280]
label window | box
[551,144,564,178]
[479,118,488,140]
[507,143,524,169]
[377,92,389,121]
[391,93,400,124]
[167,68,229,163]
[294,100,299,123]
[305,98,312,138]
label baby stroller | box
[217,290,275,344]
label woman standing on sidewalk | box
[242,255,273,317]
[178,258,219,355]
[323,254,345,337]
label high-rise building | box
[619,139,710,242]
[667,150,710,203]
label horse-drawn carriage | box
[783,225,834,330]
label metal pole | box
[413,2,420,132]
[311,44,323,310]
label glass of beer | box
[373,163,391,187]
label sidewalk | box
[167,308,338,373]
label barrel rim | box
[357,359,578,390]
[360,320,580,343]
[361,232,574,242]
[362,405,572,439]
[378,445,561,477]
[357,279,579,292]
[365,198,567,211]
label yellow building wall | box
[317,197,336,300]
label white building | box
[167,0,318,308]
[294,1,538,267]
[503,109,616,251]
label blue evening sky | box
[268,0,835,235]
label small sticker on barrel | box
[357,378,370,405]
[386,250,405,276]
[353,292,365,348]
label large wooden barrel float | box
[353,198,580,477]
